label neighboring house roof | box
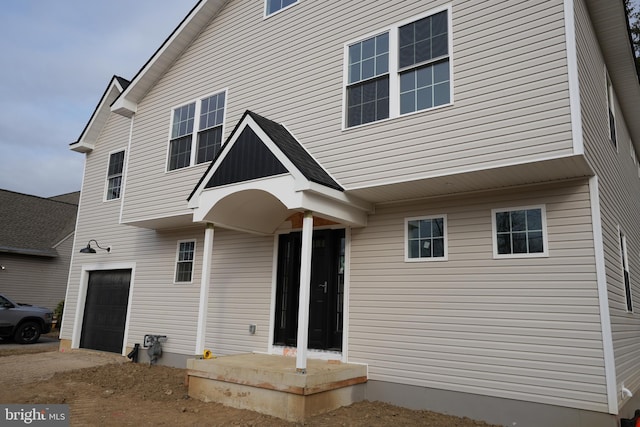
[48,191,80,205]
[0,190,79,257]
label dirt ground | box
[0,343,501,427]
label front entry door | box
[274,229,345,351]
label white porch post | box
[296,211,313,373]
[195,223,215,356]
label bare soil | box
[0,343,500,427]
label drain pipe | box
[127,343,140,363]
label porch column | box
[195,223,215,356]
[296,211,313,373]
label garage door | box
[80,269,131,353]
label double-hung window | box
[265,0,297,16]
[105,150,125,200]
[607,74,617,148]
[168,90,226,171]
[405,215,447,261]
[175,240,196,284]
[492,206,548,258]
[345,6,452,128]
[619,229,632,312]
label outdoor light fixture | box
[79,239,111,254]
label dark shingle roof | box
[246,111,343,191]
[0,190,79,257]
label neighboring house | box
[0,190,79,311]
[61,0,640,426]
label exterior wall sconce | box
[79,239,111,254]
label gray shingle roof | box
[0,190,79,257]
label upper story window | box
[492,206,548,258]
[105,150,125,200]
[405,215,448,261]
[607,74,617,148]
[168,90,226,171]
[265,0,297,16]
[345,6,452,128]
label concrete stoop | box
[187,353,367,422]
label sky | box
[0,0,196,198]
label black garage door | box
[80,269,131,353]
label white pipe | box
[622,386,633,399]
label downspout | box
[195,223,215,356]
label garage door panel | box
[80,269,131,353]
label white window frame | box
[342,4,453,130]
[619,227,633,312]
[491,205,549,259]
[166,89,228,172]
[606,71,617,150]
[174,240,196,284]
[264,0,298,17]
[404,214,448,262]
[104,148,126,201]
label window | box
[175,240,195,283]
[619,229,632,312]
[345,6,451,128]
[405,215,447,261]
[105,150,125,200]
[607,74,617,147]
[492,206,548,258]
[265,0,297,16]
[168,90,226,171]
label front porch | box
[186,353,367,422]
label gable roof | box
[189,110,341,202]
[0,190,79,257]
[70,75,129,153]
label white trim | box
[404,214,448,262]
[342,3,453,130]
[173,239,197,284]
[491,205,549,259]
[341,226,351,362]
[195,224,214,355]
[589,176,618,414]
[267,234,280,355]
[71,262,136,356]
[264,0,299,18]
[564,0,583,155]
[103,147,127,202]
[119,114,134,224]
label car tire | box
[14,321,41,344]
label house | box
[0,189,79,311]
[61,0,640,425]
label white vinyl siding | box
[576,0,640,410]
[120,0,574,224]
[349,180,607,412]
[205,229,274,355]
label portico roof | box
[188,111,372,234]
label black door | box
[80,269,131,353]
[274,229,344,351]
